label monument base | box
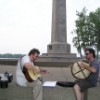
[35,53,81,67]
[47,43,71,53]
[42,52,76,58]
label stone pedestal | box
[38,0,77,66]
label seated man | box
[16,48,42,100]
[73,47,100,100]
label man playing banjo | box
[73,47,100,100]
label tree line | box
[72,7,100,58]
[0,53,24,58]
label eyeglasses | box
[85,53,90,56]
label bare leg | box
[74,84,82,100]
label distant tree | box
[72,7,100,58]
[89,8,100,58]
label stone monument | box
[43,0,76,57]
[46,0,75,57]
[36,0,78,66]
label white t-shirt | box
[16,55,34,87]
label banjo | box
[71,60,91,80]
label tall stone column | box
[47,0,71,57]
[37,0,77,66]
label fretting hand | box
[33,66,41,74]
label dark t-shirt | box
[88,59,100,86]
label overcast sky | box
[0,0,100,55]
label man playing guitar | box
[16,48,42,100]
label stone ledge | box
[0,57,82,67]
[0,83,100,100]
[0,83,76,100]
[87,86,100,100]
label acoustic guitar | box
[71,60,91,80]
[23,66,45,82]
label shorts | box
[75,79,94,92]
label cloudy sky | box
[0,0,100,55]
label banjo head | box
[71,61,91,80]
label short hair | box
[85,47,95,58]
[28,48,40,55]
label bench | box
[0,82,76,100]
[0,83,100,100]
